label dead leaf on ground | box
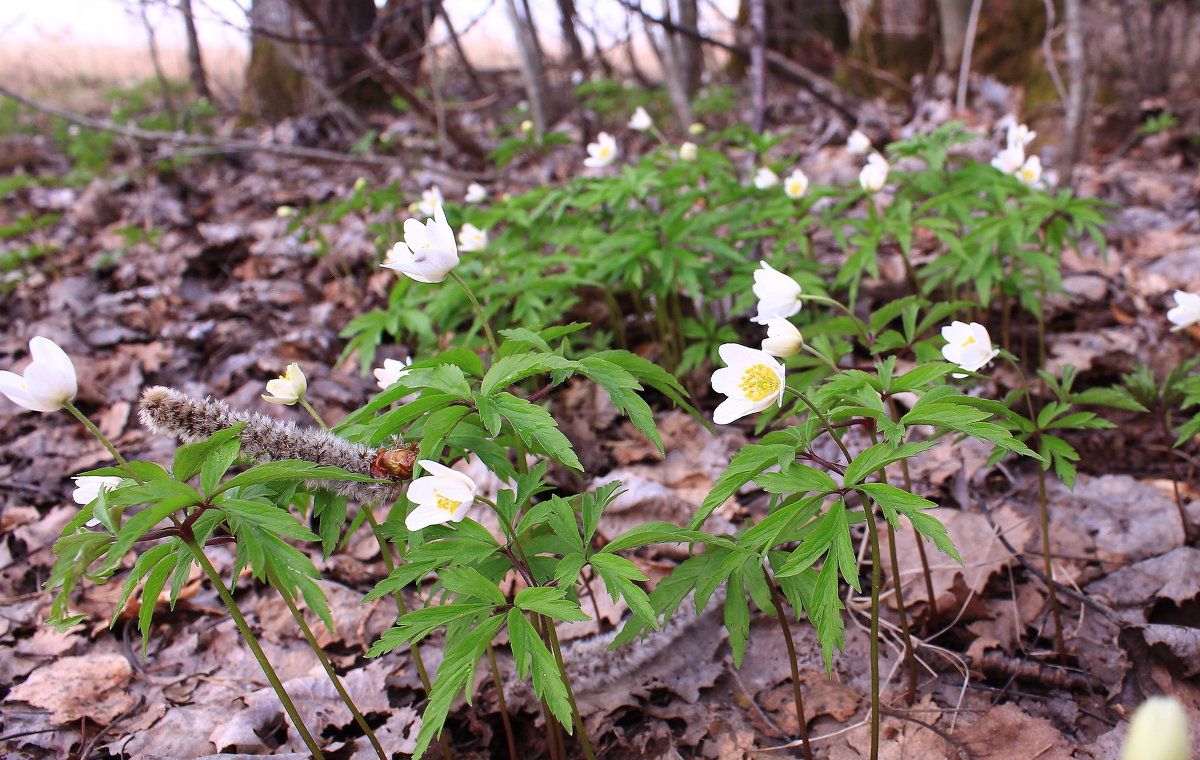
[7,652,136,724]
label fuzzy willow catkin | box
[139,386,406,504]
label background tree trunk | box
[179,0,212,100]
[505,0,552,134]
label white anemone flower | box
[584,132,618,167]
[374,357,414,390]
[1016,155,1044,187]
[0,337,78,413]
[761,318,804,357]
[991,145,1025,175]
[711,344,786,425]
[751,262,804,325]
[262,362,307,405]
[72,475,123,505]
[405,460,477,531]
[847,129,872,155]
[382,203,460,283]
[1007,122,1036,150]
[628,106,652,132]
[1120,696,1191,760]
[679,142,698,161]
[859,152,889,194]
[465,183,488,203]
[1168,290,1200,332]
[753,167,779,190]
[783,169,809,199]
[415,186,444,217]
[940,321,999,376]
[458,223,488,253]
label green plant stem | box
[1007,358,1066,663]
[792,390,881,760]
[542,614,596,760]
[360,505,454,760]
[277,584,386,760]
[1159,405,1193,543]
[763,565,814,760]
[181,535,326,760]
[299,398,329,431]
[487,644,519,760]
[601,289,628,350]
[867,425,918,705]
[884,398,937,617]
[63,401,140,482]
[449,271,500,356]
[530,616,565,760]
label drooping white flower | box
[415,186,444,218]
[262,362,307,405]
[711,344,786,424]
[940,321,999,376]
[751,262,804,325]
[783,168,809,199]
[1016,155,1043,187]
[679,142,698,161]
[859,152,889,193]
[382,203,460,283]
[1006,122,1036,150]
[405,460,477,531]
[72,475,123,505]
[458,223,488,253]
[1168,290,1200,332]
[521,119,534,135]
[991,145,1025,175]
[276,205,297,218]
[374,357,414,390]
[0,337,78,413]
[688,122,706,135]
[761,318,804,357]
[584,132,618,167]
[753,167,779,190]
[1120,696,1190,760]
[847,129,872,155]
[628,106,652,131]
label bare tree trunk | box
[750,0,766,133]
[675,0,702,96]
[556,0,587,73]
[504,0,551,135]
[1059,0,1087,186]
[138,0,178,128]
[935,0,970,70]
[179,0,212,100]
[646,5,696,128]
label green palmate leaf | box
[1040,434,1081,488]
[380,603,496,649]
[493,392,582,470]
[408,614,506,759]
[590,350,699,417]
[416,405,472,461]
[581,481,622,544]
[507,609,575,731]
[738,494,825,553]
[754,463,839,495]
[474,393,501,436]
[361,392,459,444]
[439,566,508,606]
[171,424,246,483]
[600,522,722,554]
[811,557,846,671]
[138,556,175,657]
[221,498,321,542]
[200,436,242,496]
[577,356,664,453]
[481,353,579,396]
[691,443,796,529]
[362,561,439,603]
[111,541,176,625]
[842,440,937,487]
[105,494,200,568]
[590,552,658,629]
[514,587,591,622]
[553,552,586,588]
[313,491,346,559]
[724,571,751,667]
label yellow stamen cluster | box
[435,492,459,513]
[738,363,781,402]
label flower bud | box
[1121,697,1190,760]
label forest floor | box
[2,78,1200,760]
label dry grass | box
[0,40,246,109]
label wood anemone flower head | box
[710,343,786,425]
[0,336,78,413]
[405,460,478,531]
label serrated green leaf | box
[439,566,507,606]
[514,587,590,622]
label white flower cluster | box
[991,120,1044,188]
